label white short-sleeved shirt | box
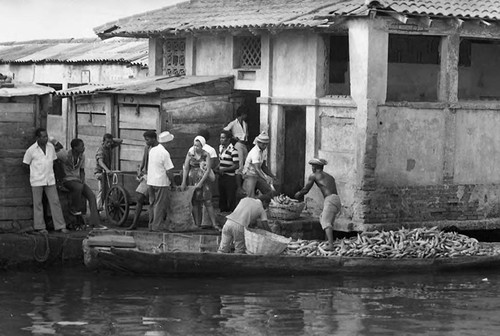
[224,118,248,142]
[23,142,57,187]
[147,144,174,187]
[203,143,217,159]
[242,145,266,177]
[226,197,267,227]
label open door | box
[283,106,306,197]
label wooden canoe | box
[82,230,500,276]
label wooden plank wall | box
[0,96,39,232]
[75,97,109,191]
[117,96,160,172]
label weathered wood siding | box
[75,97,110,191]
[0,96,44,232]
[117,96,161,172]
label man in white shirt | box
[242,132,275,198]
[147,131,175,231]
[23,128,67,234]
[223,105,249,174]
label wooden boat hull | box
[83,231,500,276]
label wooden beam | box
[418,15,433,28]
[387,11,408,24]
[479,19,492,26]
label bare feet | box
[323,242,335,251]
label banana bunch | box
[272,194,294,205]
[284,227,499,259]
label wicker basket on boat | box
[268,201,305,220]
[244,228,292,255]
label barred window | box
[234,36,261,69]
[163,39,186,76]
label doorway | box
[283,105,306,197]
[234,90,260,145]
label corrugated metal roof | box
[0,82,55,97]
[0,37,148,66]
[54,83,122,97]
[55,75,234,96]
[94,0,500,38]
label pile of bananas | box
[272,194,295,205]
[285,227,499,259]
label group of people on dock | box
[23,105,341,253]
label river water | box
[1,267,500,336]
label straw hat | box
[308,158,327,166]
[158,131,174,143]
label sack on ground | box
[165,187,198,232]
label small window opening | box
[327,35,350,96]
[234,36,261,69]
[387,34,440,102]
[458,38,500,100]
[163,39,186,76]
[37,83,62,115]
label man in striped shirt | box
[216,130,239,212]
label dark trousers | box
[63,180,101,226]
[218,174,237,212]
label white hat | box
[308,158,327,166]
[158,131,174,143]
[254,132,270,144]
[48,136,60,146]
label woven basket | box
[244,228,292,255]
[268,201,305,220]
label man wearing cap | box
[241,131,275,198]
[147,131,175,231]
[23,128,68,234]
[295,158,341,251]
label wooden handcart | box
[104,171,146,227]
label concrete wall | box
[272,31,321,98]
[454,109,500,184]
[375,106,445,186]
[367,104,500,225]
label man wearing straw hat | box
[147,131,175,231]
[241,131,275,198]
[294,158,341,251]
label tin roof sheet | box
[0,82,55,97]
[55,75,234,96]
[0,37,148,66]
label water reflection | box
[2,268,500,335]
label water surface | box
[1,267,500,335]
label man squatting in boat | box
[295,158,341,251]
[217,194,272,254]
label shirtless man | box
[294,158,341,251]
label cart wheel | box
[105,185,129,227]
